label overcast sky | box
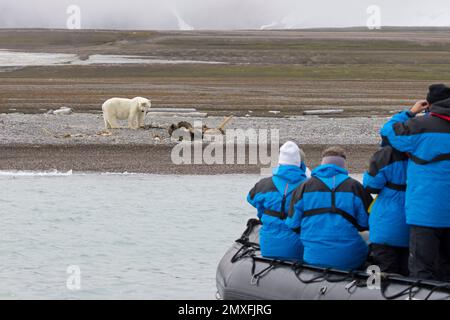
[1,0,449,30]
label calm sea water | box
[0,172,257,299]
[0,171,363,300]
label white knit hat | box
[278,141,301,166]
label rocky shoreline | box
[0,113,386,174]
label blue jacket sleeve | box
[353,196,370,230]
[363,170,387,195]
[285,199,304,229]
[285,185,306,229]
[380,110,417,153]
[352,182,372,230]
[247,189,265,219]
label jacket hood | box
[430,98,450,117]
[272,165,307,194]
[312,164,349,190]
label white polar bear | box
[102,97,151,129]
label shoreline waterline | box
[0,169,364,180]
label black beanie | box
[426,84,450,104]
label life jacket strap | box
[263,182,291,220]
[303,207,367,232]
[409,153,450,165]
[303,177,367,232]
[385,181,407,191]
[264,209,287,220]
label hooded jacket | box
[286,164,372,270]
[363,146,409,247]
[247,164,307,261]
[380,99,450,228]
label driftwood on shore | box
[303,109,344,115]
[168,115,233,141]
[46,107,74,115]
[147,107,208,118]
[141,123,167,130]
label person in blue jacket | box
[247,141,308,261]
[363,141,409,275]
[287,147,373,270]
[380,84,450,281]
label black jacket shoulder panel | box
[303,177,331,193]
[288,181,308,217]
[368,146,407,177]
[248,177,277,200]
[337,178,374,211]
[431,98,450,116]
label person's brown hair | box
[321,146,346,159]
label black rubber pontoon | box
[216,219,450,300]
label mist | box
[0,0,449,30]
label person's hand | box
[410,100,429,115]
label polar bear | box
[102,97,151,129]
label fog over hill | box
[0,0,449,30]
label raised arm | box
[363,147,394,194]
[380,100,429,153]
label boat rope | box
[236,218,262,244]
[423,283,450,300]
[326,270,360,284]
[230,245,257,263]
[380,277,422,300]
[292,263,328,284]
[291,263,367,289]
[251,260,281,286]
[231,218,261,263]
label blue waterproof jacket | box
[363,146,409,247]
[247,164,307,261]
[380,101,450,228]
[286,164,372,270]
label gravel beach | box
[0,112,386,173]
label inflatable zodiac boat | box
[216,219,450,300]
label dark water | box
[0,172,257,299]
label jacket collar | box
[431,112,450,122]
[430,98,450,117]
[312,164,349,190]
[312,164,348,177]
[272,165,306,184]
